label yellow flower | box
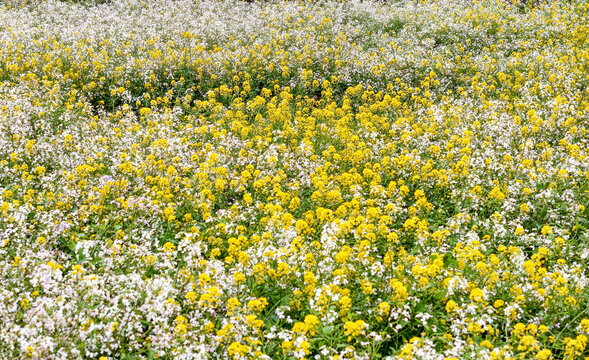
[246,314,264,330]
[162,206,176,222]
[226,297,241,314]
[162,242,175,252]
[344,320,367,341]
[480,340,493,349]
[304,314,320,335]
[233,271,246,284]
[174,315,188,337]
[535,349,551,360]
[227,342,250,358]
[338,295,352,316]
[390,279,409,302]
[246,298,268,312]
[469,288,485,302]
[361,279,374,294]
[185,291,197,303]
[378,301,391,319]
[446,300,457,313]
[488,186,506,201]
[580,319,589,333]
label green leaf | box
[443,253,458,268]
[414,301,426,314]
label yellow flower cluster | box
[0,0,588,359]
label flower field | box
[0,0,588,358]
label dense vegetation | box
[0,0,588,359]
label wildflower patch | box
[0,0,588,359]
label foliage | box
[0,0,588,359]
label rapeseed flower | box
[0,0,587,358]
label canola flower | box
[0,0,588,359]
